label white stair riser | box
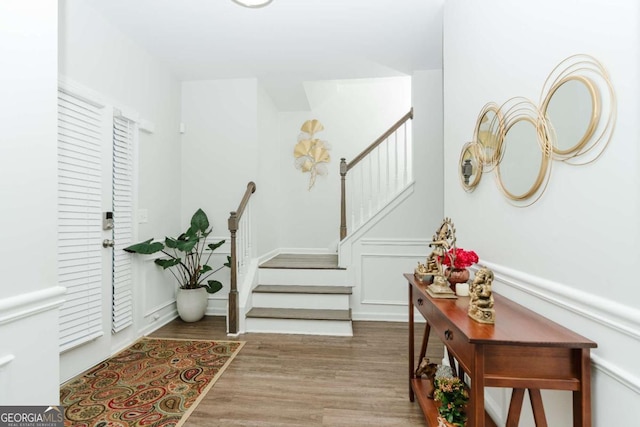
[246,317,353,336]
[258,268,349,286]
[252,293,350,310]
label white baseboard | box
[270,247,337,255]
[139,309,178,336]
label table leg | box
[573,348,592,427]
[529,389,548,427]
[470,346,486,426]
[418,322,430,363]
[506,388,525,427]
[447,352,459,378]
[409,283,415,402]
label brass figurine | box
[468,266,496,324]
[414,261,432,283]
[423,218,457,298]
[415,357,439,399]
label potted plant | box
[124,208,229,322]
[433,376,469,427]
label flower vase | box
[446,268,470,292]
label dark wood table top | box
[405,273,596,348]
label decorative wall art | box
[293,119,331,190]
[459,54,617,206]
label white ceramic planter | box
[176,287,208,322]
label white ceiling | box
[83,0,444,110]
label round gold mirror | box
[458,141,483,192]
[495,116,550,201]
[474,103,504,169]
[541,75,600,157]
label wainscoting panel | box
[0,287,65,404]
[361,254,424,305]
[350,238,429,321]
[475,260,640,425]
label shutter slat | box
[112,115,134,333]
[57,88,104,352]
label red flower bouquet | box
[441,248,478,269]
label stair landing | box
[259,254,343,270]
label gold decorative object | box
[474,102,504,171]
[494,97,553,205]
[539,54,617,165]
[293,119,331,190]
[413,261,433,283]
[468,266,495,324]
[459,54,616,206]
[419,218,457,299]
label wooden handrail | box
[340,109,413,240]
[227,181,256,335]
[233,181,256,221]
[346,108,413,172]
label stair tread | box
[254,284,352,295]
[246,307,352,321]
[260,254,344,270]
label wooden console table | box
[405,273,596,426]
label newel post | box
[227,211,239,335]
[340,158,347,240]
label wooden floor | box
[150,317,443,426]
[259,254,343,269]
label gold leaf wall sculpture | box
[294,119,331,190]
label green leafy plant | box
[124,208,229,293]
[433,376,469,426]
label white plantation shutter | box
[111,114,135,333]
[57,89,105,352]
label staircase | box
[245,254,353,336]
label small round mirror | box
[541,75,600,156]
[496,117,550,201]
[458,142,483,192]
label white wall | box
[344,70,444,321]
[278,77,412,251]
[180,79,261,315]
[0,0,64,405]
[180,79,259,234]
[444,0,640,425]
[58,0,183,378]
[256,84,283,256]
[180,76,412,255]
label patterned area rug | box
[60,338,244,427]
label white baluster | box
[376,146,382,210]
[351,168,356,229]
[367,155,373,219]
[391,130,397,193]
[359,166,364,227]
[385,138,391,201]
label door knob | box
[102,239,115,248]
